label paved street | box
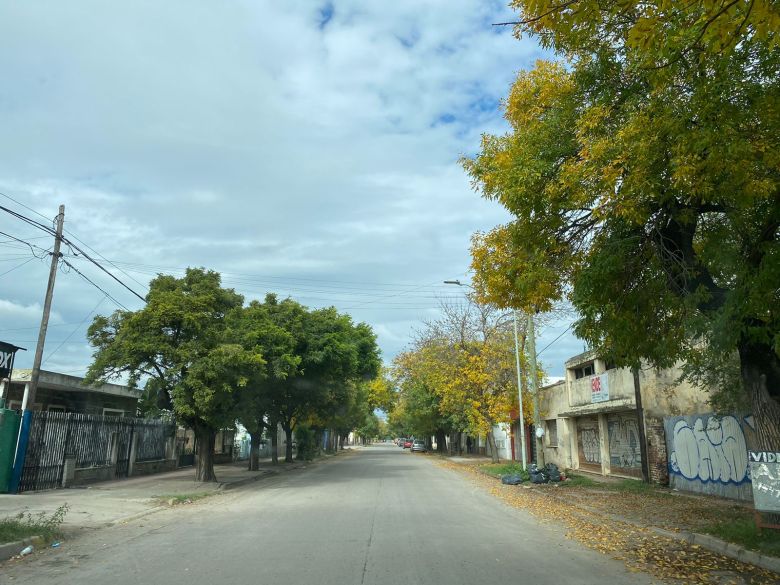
[2,445,655,585]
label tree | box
[231,300,299,470]
[390,296,537,462]
[465,4,780,447]
[86,268,249,481]
[261,295,381,462]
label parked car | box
[403,439,413,449]
[411,440,427,453]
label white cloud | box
[0,1,578,375]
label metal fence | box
[18,412,173,493]
[135,419,175,462]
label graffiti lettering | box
[668,415,748,484]
[608,418,640,468]
[580,428,600,464]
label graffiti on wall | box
[580,428,601,464]
[668,415,751,484]
[608,417,641,469]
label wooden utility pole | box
[527,312,544,466]
[26,204,64,409]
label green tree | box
[86,268,250,481]
[465,4,780,446]
[261,296,381,462]
[230,300,300,471]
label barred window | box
[545,419,558,447]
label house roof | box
[564,349,599,369]
[11,369,139,399]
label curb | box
[0,535,44,563]
[108,505,166,527]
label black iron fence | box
[18,412,173,493]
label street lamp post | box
[444,280,527,470]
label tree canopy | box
[466,1,780,446]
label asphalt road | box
[2,445,656,585]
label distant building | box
[5,369,139,416]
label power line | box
[0,230,51,258]
[0,190,52,222]
[43,295,107,365]
[61,258,129,311]
[59,234,146,302]
[537,324,574,357]
[63,230,149,292]
[0,202,146,303]
[0,256,37,278]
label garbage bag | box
[545,463,562,482]
[501,474,524,485]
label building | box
[539,350,710,483]
[4,369,140,416]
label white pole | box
[513,311,527,470]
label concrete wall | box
[568,367,634,407]
[71,465,115,486]
[664,413,755,501]
[131,458,177,477]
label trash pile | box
[501,463,567,485]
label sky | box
[0,1,583,381]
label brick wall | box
[645,416,669,486]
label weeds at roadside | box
[155,492,213,506]
[0,504,69,544]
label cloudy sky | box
[0,1,582,380]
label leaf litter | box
[437,459,779,585]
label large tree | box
[465,2,780,447]
[85,268,252,481]
[261,295,381,462]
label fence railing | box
[19,412,174,492]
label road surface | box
[2,444,655,585]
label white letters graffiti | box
[0,350,11,369]
[669,415,748,484]
[580,428,601,464]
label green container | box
[0,408,21,493]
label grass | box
[558,473,600,487]
[0,504,68,544]
[155,492,213,506]
[478,462,530,481]
[702,516,780,557]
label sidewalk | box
[0,459,305,533]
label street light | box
[443,280,527,470]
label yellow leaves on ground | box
[438,459,779,584]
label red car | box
[403,439,413,449]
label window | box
[103,408,125,417]
[545,419,558,447]
[47,405,66,412]
[573,362,595,379]
[8,400,21,411]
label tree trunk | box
[740,340,780,525]
[195,425,217,482]
[457,431,463,455]
[486,431,499,463]
[270,423,279,465]
[248,432,261,471]
[339,434,345,450]
[435,429,447,453]
[283,423,294,463]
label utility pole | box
[527,312,544,466]
[27,204,64,408]
[512,311,527,470]
[632,366,650,483]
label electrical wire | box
[60,258,129,310]
[42,295,107,365]
[0,256,37,278]
[537,324,574,357]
